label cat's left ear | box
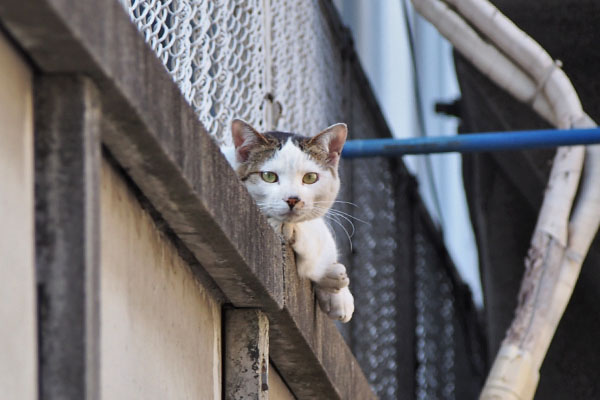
[231,119,269,162]
[309,123,347,167]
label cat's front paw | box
[315,286,354,323]
[316,262,349,290]
[281,222,296,245]
[268,218,283,234]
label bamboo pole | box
[410,0,557,126]
[445,0,584,129]
[410,0,600,398]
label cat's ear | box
[309,123,347,167]
[231,119,268,162]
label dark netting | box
[414,225,456,399]
[325,66,486,399]
[413,211,486,400]
[334,156,486,399]
[118,0,488,397]
[346,157,401,398]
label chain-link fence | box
[120,0,267,140]
[118,0,486,398]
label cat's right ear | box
[309,123,348,168]
[231,119,268,162]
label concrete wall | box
[0,2,378,397]
[269,364,295,400]
[0,32,36,400]
[100,159,222,399]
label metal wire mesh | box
[119,0,267,143]
[270,0,345,133]
[414,223,456,399]
[346,157,402,398]
[117,0,485,398]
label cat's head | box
[231,119,347,223]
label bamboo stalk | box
[410,0,600,398]
[410,0,557,126]
[482,145,583,400]
[445,0,583,129]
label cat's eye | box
[302,172,319,184]
[261,171,278,183]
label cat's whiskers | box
[255,201,280,212]
[298,207,345,250]
[313,204,369,229]
[321,212,353,252]
[312,202,369,226]
[226,120,355,322]
[314,206,356,237]
[327,208,370,226]
[311,205,356,251]
[313,200,360,208]
[322,219,337,242]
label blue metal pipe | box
[341,127,600,159]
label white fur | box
[222,137,355,322]
[286,218,354,322]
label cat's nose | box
[285,196,300,210]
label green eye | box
[261,171,278,183]
[302,172,319,184]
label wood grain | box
[0,1,376,398]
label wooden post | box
[225,309,270,400]
[35,75,101,400]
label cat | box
[221,119,355,322]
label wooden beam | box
[225,309,269,400]
[269,247,378,399]
[0,0,285,311]
[34,75,101,400]
[0,1,376,398]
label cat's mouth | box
[265,208,304,223]
[274,206,324,223]
[280,209,303,222]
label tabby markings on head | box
[238,131,336,180]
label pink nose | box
[285,197,300,210]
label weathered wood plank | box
[0,0,284,311]
[0,2,376,398]
[225,309,269,400]
[269,248,378,400]
[34,75,101,400]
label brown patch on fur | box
[237,135,280,180]
[236,130,338,178]
[300,139,337,176]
